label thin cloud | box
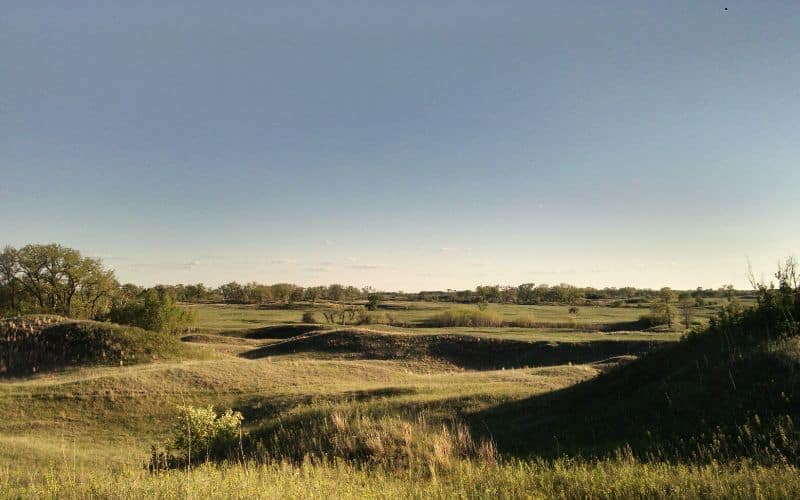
[439,247,470,253]
[271,259,297,265]
[348,263,386,270]
[304,266,335,273]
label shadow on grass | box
[217,324,325,339]
[467,332,800,463]
[239,330,661,370]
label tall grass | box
[248,408,496,470]
[428,308,504,327]
[428,308,583,329]
[5,458,800,499]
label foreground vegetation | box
[5,459,800,499]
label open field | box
[186,299,739,335]
[1,292,793,498]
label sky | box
[1,1,799,291]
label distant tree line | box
[162,282,371,306]
[2,243,751,331]
[412,283,745,306]
[158,282,746,308]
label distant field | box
[185,299,736,339]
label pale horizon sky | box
[2,1,798,291]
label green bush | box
[153,405,244,468]
[301,311,318,324]
[110,288,195,334]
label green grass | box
[0,297,786,498]
[5,459,799,499]
[186,299,737,335]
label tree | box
[270,283,295,304]
[649,287,677,327]
[0,246,20,313]
[220,282,244,303]
[304,286,324,305]
[516,283,536,304]
[366,293,382,311]
[678,292,695,329]
[719,284,736,301]
[2,244,117,318]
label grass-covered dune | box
[478,291,800,463]
[242,329,659,370]
[0,315,203,376]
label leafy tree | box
[0,244,117,318]
[219,282,244,303]
[516,283,536,304]
[270,283,295,304]
[366,293,382,311]
[304,286,324,305]
[0,246,21,313]
[649,287,677,327]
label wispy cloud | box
[125,259,203,271]
[439,246,470,254]
[271,258,297,265]
[348,263,386,270]
[304,266,335,273]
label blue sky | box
[1,1,798,290]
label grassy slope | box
[0,303,682,471]
[243,328,661,370]
[477,315,800,462]
[0,342,597,470]
[1,315,204,376]
[6,299,787,497]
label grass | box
[0,296,788,498]
[1,315,205,375]
[186,299,737,335]
[4,459,800,499]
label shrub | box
[366,294,382,311]
[110,288,195,334]
[301,311,318,324]
[153,405,244,468]
[568,306,580,315]
[428,308,503,327]
[355,312,387,325]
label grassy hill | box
[0,315,204,376]
[243,328,658,370]
[1,290,797,497]
[477,289,800,463]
